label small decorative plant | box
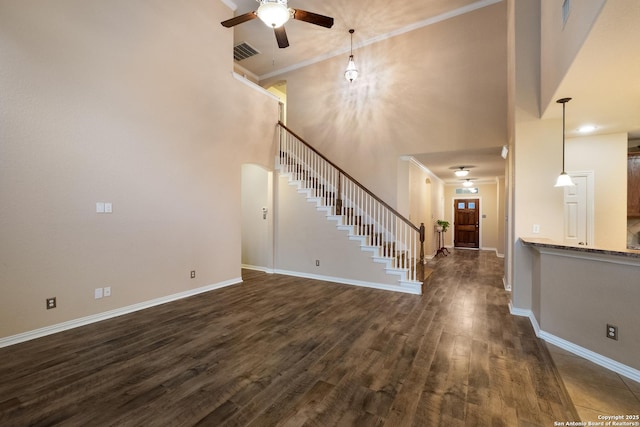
[436,220,450,233]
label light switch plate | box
[104,286,111,297]
[94,288,103,299]
[96,202,105,213]
[104,203,112,213]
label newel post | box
[419,222,425,265]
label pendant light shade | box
[554,97,575,187]
[344,29,358,82]
[555,172,574,187]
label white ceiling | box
[222,0,640,185]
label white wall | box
[0,0,279,339]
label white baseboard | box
[0,277,242,349]
[541,331,640,383]
[273,269,421,295]
[241,264,275,274]
[509,304,640,383]
[480,247,505,258]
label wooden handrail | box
[278,121,420,233]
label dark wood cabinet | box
[628,154,640,217]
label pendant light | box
[344,29,358,82]
[554,97,575,187]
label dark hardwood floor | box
[0,250,577,426]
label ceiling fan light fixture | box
[257,0,290,28]
[344,29,358,82]
[463,179,474,188]
[454,168,469,177]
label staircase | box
[277,122,425,294]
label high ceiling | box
[224,0,496,79]
[222,0,640,185]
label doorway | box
[563,171,594,246]
[454,198,480,248]
[241,164,274,272]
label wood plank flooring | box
[0,250,578,426]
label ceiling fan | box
[220,0,334,49]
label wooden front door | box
[454,199,479,248]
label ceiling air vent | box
[234,42,260,61]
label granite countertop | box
[520,237,640,259]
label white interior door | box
[563,172,594,246]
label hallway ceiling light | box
[463,179,474,187]
[554,97,575,187]
[344,29,358,82]
[454,167,469,177]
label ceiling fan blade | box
[274,26,289,48]
[220,11,257,28]
[292,9,334,28]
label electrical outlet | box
[94,288,103,299]
[315,260,320,267]
[46,297,56,309]
[190,270,196,279]
[606,324,618,340]
[104,286,111,297]
[532,224,540,234]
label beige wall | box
[497,176,506,256]
[510,0,637,377]
[443,182,500,251]
[512,127,627,252]
[536,250,640,372]
[540,0,606,113]
[263,3,508,208]
[274,175,399,287]
[0,0,279,338]
[402,158,444,258]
